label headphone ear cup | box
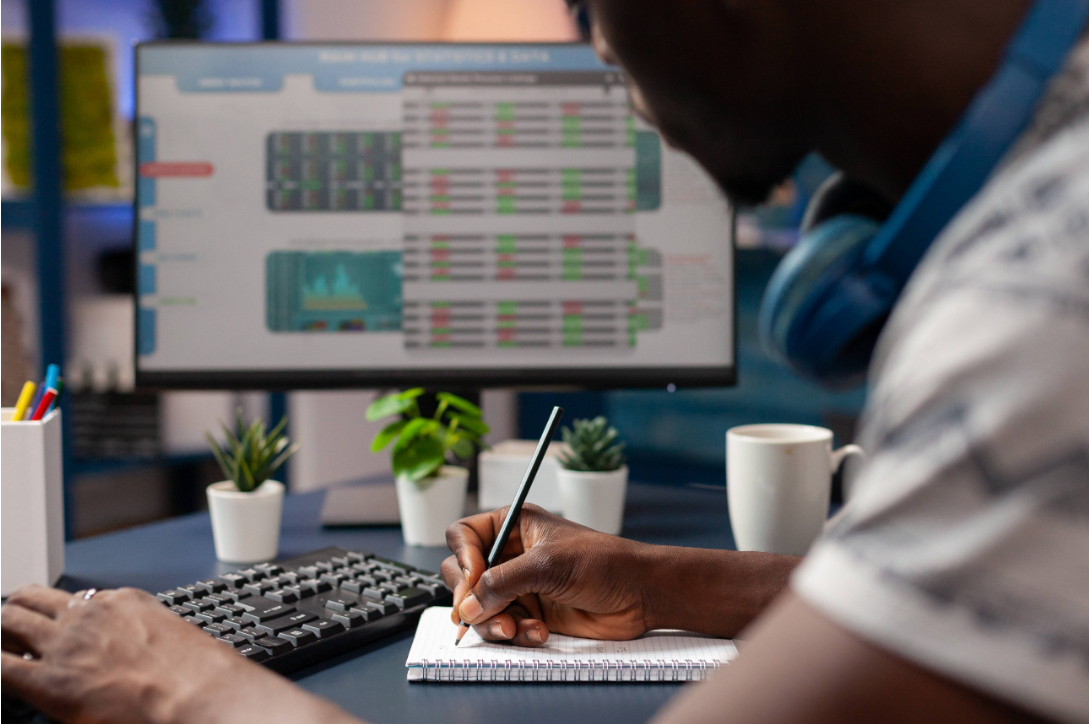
[758,214,882,379]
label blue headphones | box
[758,0,1089,386]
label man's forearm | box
[640,546,800,637]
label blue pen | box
[25,365,59,420]
[24,385,45,420]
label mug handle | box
[830,444,865,473]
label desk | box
[61,481,736,724]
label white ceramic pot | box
[558,466,628,535]
[206,480,285,563]
[395,466,469,547]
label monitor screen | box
[134,43,734,389]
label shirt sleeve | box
[792,121,1089,724]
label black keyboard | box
[158,546,451,673]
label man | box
[4,1,1087,722]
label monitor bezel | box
[132,40,737,391]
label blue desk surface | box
[62,481,735,724]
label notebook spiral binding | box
[416,658,724,682]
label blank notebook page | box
[406,607,737,682]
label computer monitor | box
[134,42,735,389]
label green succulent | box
[206,409,298,493]
[558,416,627,472]
[367,389,490,483]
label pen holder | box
[1,408,66,596]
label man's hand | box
[442,504,656,646]
[442,505,800,647]
[1,585,359,724]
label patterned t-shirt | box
[792,39,1089,723]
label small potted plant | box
[557,416,629,535]
[205,410,297,563]
[368,389,488,546]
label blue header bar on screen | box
[138,44,613,93]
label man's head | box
[573,0,1034,206]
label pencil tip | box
[454,636,461,647]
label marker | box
[29,388,57,422]
[24,385,45,421]
[43,364,60,392]
[46,378,64,414]
[12,381,36,421]
[456,405,564,646]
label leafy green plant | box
[206,409,298,492]
[558,416,627,472]
[367,389,489,482]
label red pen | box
[29,388,57,421]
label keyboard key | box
[255,563,283,576]
[315,561,335,572]
[413,568,437,577]
[157,589,191,605]
[182,600,214,614]
[203,622,233,636]
[417,582,448,596]
[355,575,378,587]
[395,576,417,587]
[362,586,386,600]
[339,579,364,594]
[374,558,414,572]
[224,616,249,631]
[218,634,246,648]
[301,578,332,594]
[330,610,366,629]
[242,602,296,624]
[203,592,234,605]
[278,571,299,584]
[178,584,202,598]
[278,627,318,647]
[238,645,270,661]
[236,568,266,583]
[330,555,351,567]
[370,571,394,583]
[219,572,247,588]
[349,605,383,622]
[296,565,319,580]
[346,551,373,563]
[194,579,227,594]
[255,611,317,636]
[242,581,276,597]
[195,611,227,625]
[385,587,431,609]
[264,589,298,604]
[350,562,376,575]
[254,636,292,656]
[320,573,349,587]
[323,598,354,613]
[301,620,345,639]
[168,605,192,617]
[283,584,312,600]
[184,616,206,627]
[213,604,246,618]
[360,598,397,616]
[237,627,261,643]
[379,582,400,595]
[224,589,253,603]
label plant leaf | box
[366,393,415,421]
[450,437,474,460]
[205,432,233,481]
[392,434,445,482]
[448,413,489,436]
[397,387,426,400]
[435,392,482,417]
[392,417,433,451]
[371,420,407,452]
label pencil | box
[456,405,564,646]
[12,381,36,421]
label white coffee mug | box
[727,424,864,556]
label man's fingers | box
[1,604,59,657]
[470,604,550,647]
[458,549,555,625]
[446,509,504,590]
[440,556,469,625]
[0,650,41,695]
[4,585,74,619]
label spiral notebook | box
[406,607,737,683]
